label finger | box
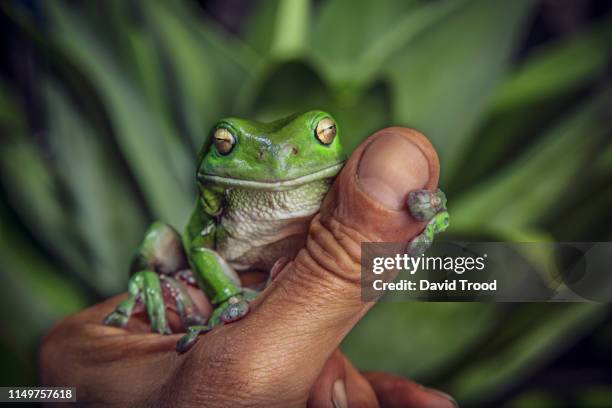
[308,350,379,408]
[214,128,441,398]
[308,350,346,408]
[343,357,380,408]
[40,288,213,402]
[363,372,457,408]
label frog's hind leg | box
[407,189,450,256]
[104,222,205,333]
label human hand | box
[40,128,457,407]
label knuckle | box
[298,214,364,285]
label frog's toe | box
[176,325,212,353]
[220,296,250,323]
[407,233,432,256]
[103,311,129,328]
[407,188,447,221]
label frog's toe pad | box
[176,325,212,353]
[408,234,432,256]
[220,297,250,323]
[176,334,199,354]
[408,189,446,221]
[103,311,128,328]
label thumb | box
[222,128,440,400]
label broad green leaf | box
[576,387,612,407]
[106,0,176,138]
[551,181,612,241]
[312,0,458,90]
[0,336,35,385]
[250,61,391,153]
[451,90,612,232]
[145,0,257,148]
[386,0,536,182]
[454,16,612,189]
[0,81,23,129]
[312,0,418,61]
[0,84,89,275]
[45,84,146,293]
[0,202,87,349]
[46,1,193,226]
[507,391,559,408]
[271,0,311,58]
[243,0,280,55]
[343,302,499,380]
[493,17,612,112]
[448,304,606,403]
[595,145,612,174]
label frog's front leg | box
[104,270,170,333]
[407,189,450,255]
[104,222,205,333]
[175,246,255,353]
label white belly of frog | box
[218,179,332,270]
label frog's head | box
[197,110,346,189]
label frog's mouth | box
[198,162,345,190]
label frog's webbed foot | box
[407,189,450,256]
[175,289,258,353]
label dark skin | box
[39,128,458,408]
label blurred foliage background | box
[0,0,611,406]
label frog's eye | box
[315,118,337,145]
[213,128,235,155]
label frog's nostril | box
[256,150,265,161]
[291,146,299,155]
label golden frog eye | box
[315,117,337,145]
[214,128,235,155]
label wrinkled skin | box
[103,111,448,353]
[40,128,456,407]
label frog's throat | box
[198,162,345,190]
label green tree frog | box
[104,110,449,352]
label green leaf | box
[311,0,457,89]
[144,0,257,147]
[44,83,146,293]
[493,17,612,112]
[0,336,36,385]
[453,16,612,190]
[342,302,499,380]
[451,89,612,232]
[0,202,87,350]
[243,0,280,55]
[271,0,311,58]
[46,1,194,226]
[448,304,607,403]
[576,387,612,407]
[507,391,559,408]
[386,0,536,182]
[249,61,391,153]
[0,89,89,276]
